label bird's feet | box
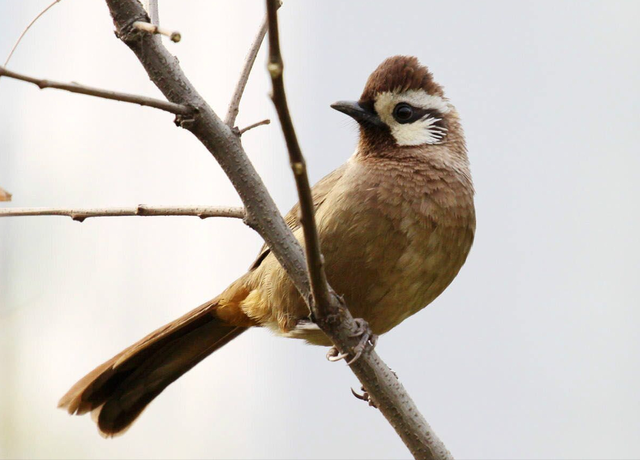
[351,368,398,408]
[325,318,378,365]
[351,386,377,408]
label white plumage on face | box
[374,89,452,146]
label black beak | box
[330,100,384,127]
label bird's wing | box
[249,162,348,270]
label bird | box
[59,55,476,437]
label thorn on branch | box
[133,21,181,42]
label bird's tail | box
[58,289,254,437]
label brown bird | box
[59,55,476,436]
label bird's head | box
[332,56,459,155]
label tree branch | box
[133,21,181,43]
[224,12,272,127]
[105,0,310,296]
[0,66,192,116]
[145,0,159,26]
[265,2,453,459]
[4,0,63,67]
[0,205,244,222]
[238,118,270,135]
[265,0,336,318]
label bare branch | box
[0,66,192,116]
[133,21,181,43]
[238,118,270,135]
[265,2,453,459]
[145,0,159,26]
[105,0,310,294]
[224,12,273,127]
[265,0,334,316]
[0,187,12,202]
[0,205,245,223]
[4,0,63,67]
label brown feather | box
[58,298,251,436]
[359,56,444,102]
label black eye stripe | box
[392,103,443,125]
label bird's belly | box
[283,222,472,346]
[337,224,470,335]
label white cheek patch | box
[391,116,447,146]
[374,89,452,146]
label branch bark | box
[0,205,244,222]
[145,0,159,26]
[0,66,192,116]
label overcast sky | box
[1,1,639,459]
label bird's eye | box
[393,103,414,123]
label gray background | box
[1,1,639,459]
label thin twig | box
[238,118,270,135]
[0,205,245,223]
[265,0,335,319]
[145,0,159,26]
[224,12,273,127]
[265,2,453,459]
[0,66,192,115]
[133,21,181,43]
[4,0,63,67]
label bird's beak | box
[331,100,384,127]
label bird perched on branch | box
[59,55,476,436]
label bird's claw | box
[351,386,377,408]
[326,347,349,362]
[325,318,377,365]
[346,318,377,365]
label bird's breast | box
[317,156,475,335]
